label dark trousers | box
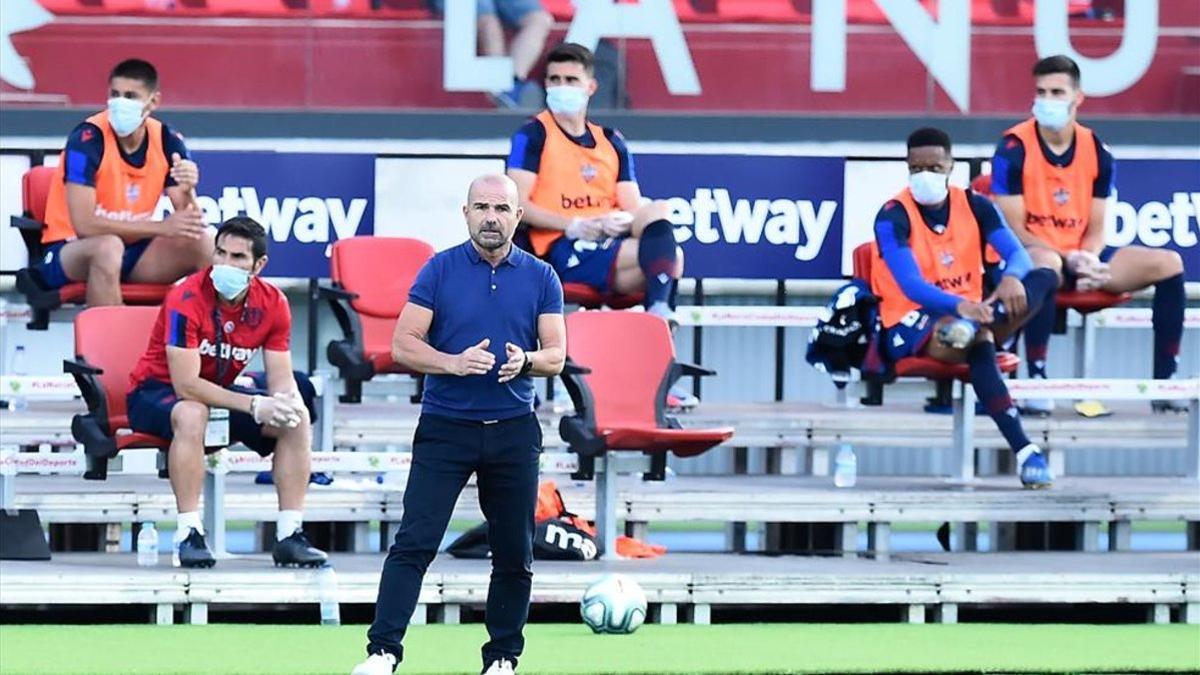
[367,413,541,671]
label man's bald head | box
[467,174,519,206]
[463,174,523,254]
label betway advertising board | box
[1103,159,1199,282]
[636,155,845,279]
[156,151,374,278]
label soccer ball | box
[579,573,647,634]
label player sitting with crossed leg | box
[870,128,1061,488]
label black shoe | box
[273,529,328,568]
[177,528,216,568]
[1151,399,1189,414]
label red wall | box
[5,17,1197,114]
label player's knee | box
[194,228,216,260]
[1029,246,1062,272]
[88,235,125,272]
[675,246,685,276]
[171,401,209,439]
[522,9,552,31]
[644,199,671,223]
[1159,249,1184,277]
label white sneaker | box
[667,382,699,409]
[351,652,396,675]
[483,659,516,675]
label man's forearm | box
[526,346,564,377]
[1080,223,1106,254]
[518,201,573,231]
[175,378,254,413]
[393,335,458,375]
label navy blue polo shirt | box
[408,240,564,421]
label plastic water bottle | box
[7,345,28,412]
[833,444,857,488]
[317,565,341,626]
[137,522,160,567]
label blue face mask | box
[545,85,589,115]
[1032,98,1072,131]
[211,264,251,300]
[106,97,146,137]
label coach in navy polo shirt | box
[355,174,564,675]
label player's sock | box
[277,509,304,540]
[637,219,678,311]
[175,511,203,543]
[1019,268,1058,319]
[1022,287,1055,379]
[968,340,1032,452]
[1152,273,1184,380]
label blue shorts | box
[882,310,936,361]
[428,0,543,26]
[34,238,152,290]
[546,235,625,295]
[126,371,317,457]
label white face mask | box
[908,170,949,206]
[545,85,589,115]
[106,97,146,137]
[1032,97,1072,131]
[211,264,251,300]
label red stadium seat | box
[11,166,172,330]
[321,236,435,403]
[1056,289,1131,314]
[851,243,1021,407]
[65,306,169,480]
[559,311,733,480]
[561,282,644,310]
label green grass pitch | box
[1,623,1198,674]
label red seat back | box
[330,236,434,318]
[74,306,160,428]
[852,242,874,282]
[566,311,673,430]
[23,166,55,222]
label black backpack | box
[446,518,598,561]
[805,279,887,382]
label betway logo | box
[1107,191,1199,249]
[156,187,368,243]
[666,188,837,261]
[198,339,256,363]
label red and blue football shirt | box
[129,266,291,390]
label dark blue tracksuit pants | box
[367,412,541,671]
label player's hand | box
[253,393,304,428]
[598,211,634,237]
[451,338,495,376]
[163,203,206,240]
[956,300,994,324]
[987,275,1027,320]
[169,153,199,191]
[497,342,528,383]
[566,217,603,242]
[1065,249,1111,290]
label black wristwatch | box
[519,352,534,376]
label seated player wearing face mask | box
[870,128,1061,488]
[991,54,1187,416]
[126,217,327,568]
[20,58,212,308]
[505,42,696,408]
